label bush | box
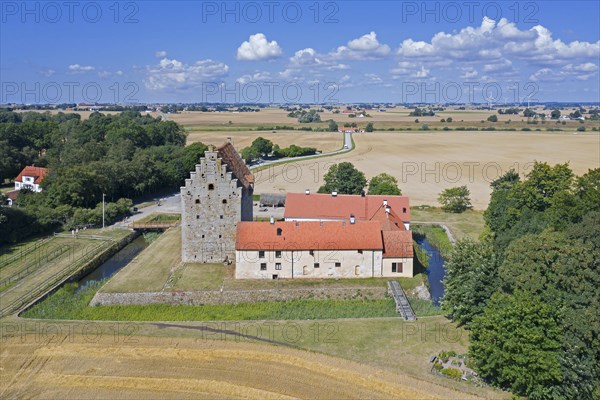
[487,115,498,122]
[441,367,463,380]
[577,126,586,132]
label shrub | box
[577,126,586,132]
[441,368,463,380]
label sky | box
[1,0,599,104]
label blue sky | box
[1,1,599,103]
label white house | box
[14,166,49,193]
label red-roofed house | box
[14,166,49,193]
[236,200,414,279]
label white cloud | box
[397,17,600,66]
[237,33,283,61]
[529,63,598,82]
[98,70,111,79]
[483,59,513,73]
[116,70,124,76]
[236,71,275,84]
[145,57,229,90]
[412,66,430,79]
[68,64,95,73]
[460,68,478,79]
[41,69,55,77]
[331,31,391,60]
[155,50,168,58]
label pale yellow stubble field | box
[253,130,600,209]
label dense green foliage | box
[240,137,316,163]
[367,173,401,195]
[0,110,202,243]
[317,162,367,195]
[437,185,472,213]
[443,163,600,399]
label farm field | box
[186,129,343,153]
[0,322,508,400]
[253,130,600,209]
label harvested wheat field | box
[187,130,343,153]
[1,333,489,399]
[253,131,600,209]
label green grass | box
[136,213,181,223]
[23,281,399,321]
[409,298,442,316]
[411,208,485,241]
[412,224,453,258]
[170,263,225,290]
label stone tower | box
[181,142,254,263]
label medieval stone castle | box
[182,142,414,279]
[181,142,254,263]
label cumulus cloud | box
[236,71,276,84]
[331,31,391,60]
[237,33,283,61]
[155,50,168,58]
[397,17,600,66]
[530,63,599,82]
[145,57,229,90]
[68,64,95,73]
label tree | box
[327,119,338,132]
[446,117,453,122]
[487,115,498,122]
[523,108,536,117]
[240,146,260,163]
[250,137,273,156]
[317,162,366,195]
[181,142,208,173]
[365,122,374,132]
[442,239,501,326]
[367,173,401,195]
[470,291,563,398]
[438,186,471,213]
[551,109,561,119]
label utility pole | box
[102,193,105,229]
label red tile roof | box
[217,142,254,189]
[370,205,406,231]
[284,193,410,222]
[382,231,414,258]
[236,221,383,251]
[5,190,19,201]
[15,166,49,184]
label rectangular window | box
[258,251,265,258]
[314,262,320,268]
[275,250,282,258]
[335,262,341,268]
[309,250,314,256]
[260,263,267,271]
[275,263,282,270]
[392,262,403,273]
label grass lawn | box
[170,263,225,290]
[411,208,485,241]
[100,227,181,293]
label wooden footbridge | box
[388,280,416,321]
[128,222,179,231]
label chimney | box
[305,189,310,195]
[385,206,391,214]
[383,199,388,206]
[332,190,338,197]
[270,215,275,224]
[350,214,355,224]
[361,190,365,197]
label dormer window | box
[276,228,282,236]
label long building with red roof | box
[236,193,413,279]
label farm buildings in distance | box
[181,142,414,279]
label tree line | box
[442,162,600,399]
[0,110,208,243]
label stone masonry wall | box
[90,286,388,306]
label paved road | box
[251,132,353,169]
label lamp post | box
[102,193,105,229]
